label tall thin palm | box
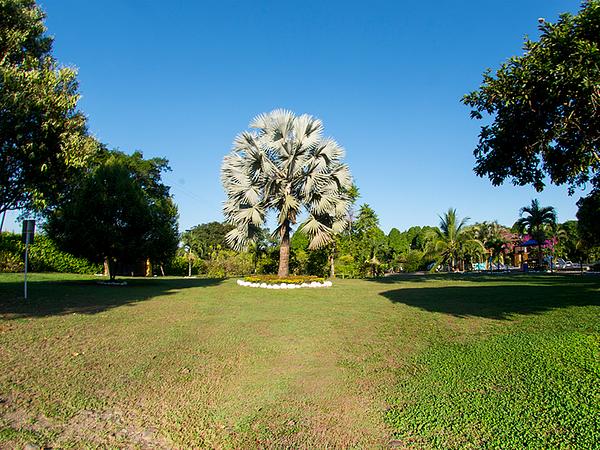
[221,109,352,277]
[515,199,557,268]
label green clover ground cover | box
[0,273,598,448]
[386,332,599,448]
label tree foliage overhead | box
[463,0,600,192]
[221,109,353,277]
[0,0,95,215]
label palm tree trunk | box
[107,257,116,281]
[538,244,543,269]
[278,223,290,278]
[330,242,336,278]
[0,210,6,234]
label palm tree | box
[471,221,513,269]
[429,208,484,271]
[515,199,557,269]
[221,109,353,277]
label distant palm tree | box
[430,208,484,271]
[515,199,557,268]
[471,221,511,269]
[221,109,353,277]
[486,237,507,270]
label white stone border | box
[237,279,332,289]
[97,280,128,286]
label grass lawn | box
[0,273,598,448]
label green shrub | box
[306,248,328,277]
[255,251,279,274]
[401,249,424,273]
[244,274,325,285]
[204,250,253,277]
[0,250,24,272]
[0,233,100,274]
[164,254,204,276]
[335,254,361,279]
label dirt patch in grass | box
[0,392,171,448]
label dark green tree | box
[463,1,600,192]
[0,0,95,223]
[46,158,153,280]
[388,228,408,254]
[355,204,387,276]
[554,220,582,260]
[46,152,179,280]
[146,196,179,273]
[576,190,600,249]
[110,150,179,271]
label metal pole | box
[24,232,29,299]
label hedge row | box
[0,233,101,274]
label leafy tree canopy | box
[105,149,179,266]
[463,0,600,192]
[387,227,408,254]
[0,0,96,216]
[354,204,387,263]
[182,221,234,259]
[46,151,179,279]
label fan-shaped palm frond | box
[221,110,353,276]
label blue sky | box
[6,0,585,233]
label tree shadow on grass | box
[371,272,596,285]
[378,276,600,320]
[0,276,225,319]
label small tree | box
[354,204,387,276]
[221,109,353,277]
[429,209,484,271]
